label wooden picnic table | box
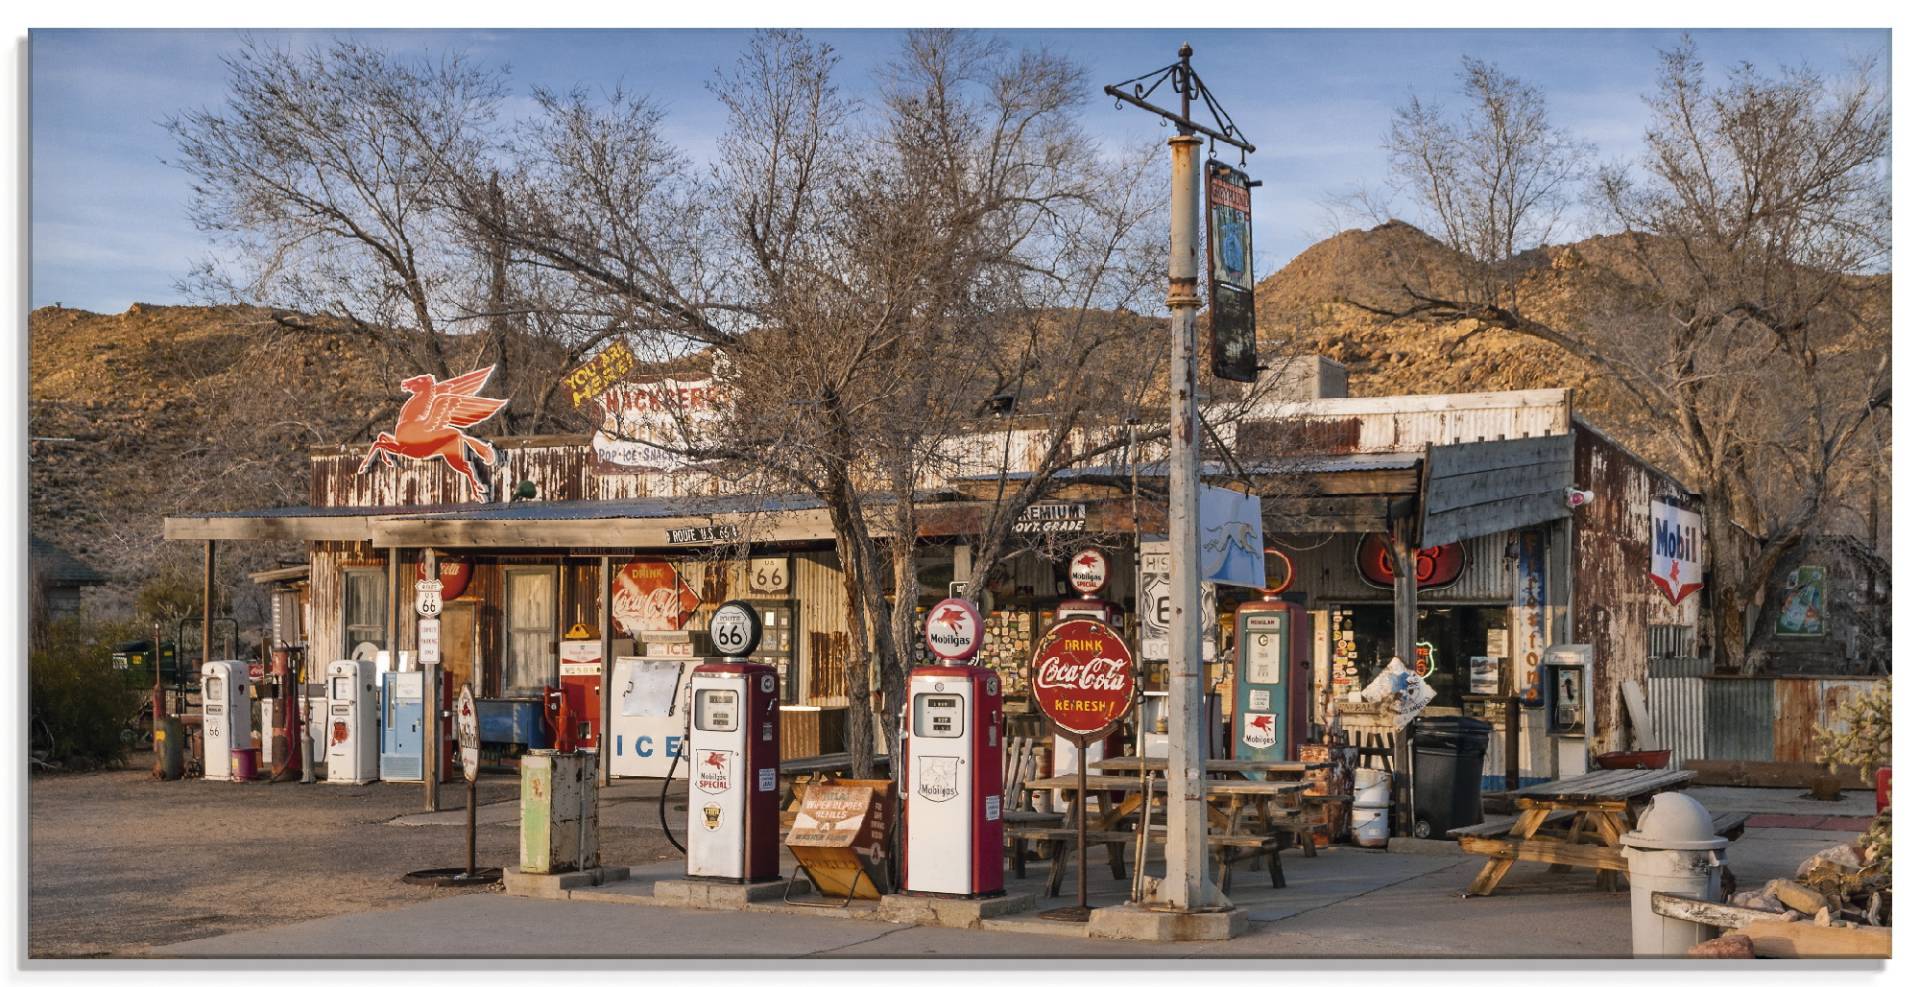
[1452,767,1702,896]
[1013,772,1311,896]
[1090,756,1327,777]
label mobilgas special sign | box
[1648,499,1705,606]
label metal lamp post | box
[1103,43,1254,914]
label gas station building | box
[164,368,1705,791]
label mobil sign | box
[1649,499,1705,606]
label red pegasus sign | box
[359,366,510,498]
[1029,618,1135,737]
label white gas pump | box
[685,601,782,884]
[200,659,252,781]
[902,598,1004,898]
[323,658,380,784]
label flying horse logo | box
[358,366,509,498]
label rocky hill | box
[29,303,406,617]
[29,222,1887,618]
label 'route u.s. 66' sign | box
[1030,618,1135,738]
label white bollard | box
[1619,792,1728,956]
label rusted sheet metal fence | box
[1646,674,1884,766]
[1254,389,1572,455]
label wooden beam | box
[1457,835,1627,871]
[165,515,379,542]
[368,509,840,548]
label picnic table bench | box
[1014,773,1309,896]
[1451,767,1744,896]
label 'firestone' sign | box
[1029,618,1135,737]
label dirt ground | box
[27,769,684,958]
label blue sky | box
[29,27,1888,313]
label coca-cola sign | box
[1030,618,1135,736]
[923,597,984,663]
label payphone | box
[324,658,379,784]
[381,669,426,782]
[1543,644,1594,778]
[685,601,782,883]
[902,598,1004,898]
[1232,598,1310,763]
[200,659,252,781]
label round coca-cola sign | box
[923,597,984,663]
[1030,618,1135,736]
[1067,548,1109,596]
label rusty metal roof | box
[961,451,1422,483]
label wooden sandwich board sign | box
[784,779,891,902]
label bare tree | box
[1346,41,1890,671]
[167,37,580,434]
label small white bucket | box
[1352,803,1390,847]
[1354,767,1391,805]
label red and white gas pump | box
[684,601,782,884]
[902,597,1004,897]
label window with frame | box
[342,568,387,660]
[504,568,557,696]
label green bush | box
[29,616,144,769]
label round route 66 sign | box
[709,600,763,658]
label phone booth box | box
[1543,644,1594,779]
[684,660,782,883]
[200,660,253,781]
[1232,598,1311,762]
[901,662,1005,897]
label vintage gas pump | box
[684,601,782,884]
[902,598,1004,898]
[558,623,604,750]
[1543,644,1594,778]
[381,668,426,782]
[1232,551,1310,762]
[324,658,380,784]
[261,645,308,781]
[200,659,252,781]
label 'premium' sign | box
[1012,502,1088,534]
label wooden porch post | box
[202,540,216,668]
[599,555,613,787]
[1387,517,1419,839]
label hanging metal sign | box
[1355,534,1466,591]
[358,366,509,498]
[1206,160,1257,383]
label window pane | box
[504,570,556,696]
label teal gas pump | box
[1231,550,1310,762]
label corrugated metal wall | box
[1288,531,1514,605]
[1253,390,1571,455]
[1704,677,1777,761]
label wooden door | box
[440,602,478,698]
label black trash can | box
[1410,716,1493,839]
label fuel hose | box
[658,738,687,854]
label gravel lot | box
[27,768,685,958]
